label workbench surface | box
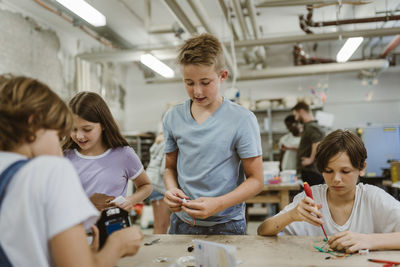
[117,234,400,266]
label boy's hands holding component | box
[328,231,371,253]
[181,197,221,220]
[164,188,189,212]
[288,196,324,226]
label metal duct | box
[218,0,239,41]
[78,27,400,62]
[145,59,389,83]
[300,10,400,34]
[163,0,197,34]
[232,0,251,40]
[234,27,400,47]
[380,35,400,58]
[246,0,261,39]
[238,59,389,80]
[256,0,369,7]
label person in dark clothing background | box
[291,101,325,186]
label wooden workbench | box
[246,183,301,211]
[117,234,400,267]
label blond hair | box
[0,75,72,151]
[177,33,225,72]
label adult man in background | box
[292,101,325,186]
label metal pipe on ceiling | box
[245,0,267,67]
[145,59,389,83]
[234,27,400,47]
[218,0,239,41]
[77,27,400,63]
[256,0,369,7]
[246,0,260,40]
[232,59,389,80]
[380,35,400,58]
[300,13,400,32]
[163,0,197,34]
[232,0,251,40]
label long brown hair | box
[0,75,72,151]
[63,91,128,150]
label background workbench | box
[117,234,400,267]
[246,183,301,210]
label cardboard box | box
[390,162,400,183]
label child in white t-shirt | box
[279,115,301,171]
[258,129,400,253]
[0,75,143,266]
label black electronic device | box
[96,207,130,248]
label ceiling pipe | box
[145,59,389,83]
[293,44,335,65]
[236,59,389,80]
[163,0,197,34]
[78,27,400,62]
[257,0,370,7]
[246,0,267,67]
[145,0,180,35]
[380,35,400,58]
[187,0,235,73]
[234,27,400,47]
[246,0,261,40]
[218,0,239,41]
[300,7,400,34]
[311,15,400,27]
[232,0,251,40]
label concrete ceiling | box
[3,0,400,80]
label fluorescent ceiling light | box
[140,54,175,78]
[56,0,106,27]
[336,37,364,63]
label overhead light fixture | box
[336,37,364,63]
[55,0,106,27]
[140,54,175,78]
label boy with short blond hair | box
[163,33,264,235]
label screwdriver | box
[303,182,328,241]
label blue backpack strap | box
[0,159,30,267]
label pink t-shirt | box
[65,146,143,197]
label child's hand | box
[164,188,188,212]
[118,199,133,212]
[289,196,323,226]
[109,225,143,257]
[328,231,371,253]
[181,197,220,220]
[89,193,115,211]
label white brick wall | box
[0,9,66,97]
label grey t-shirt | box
[163,97,262,226]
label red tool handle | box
[303,182,313,199]
[303,182,328,240]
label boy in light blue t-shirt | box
[163,33,264,235]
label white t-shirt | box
[277,183,400,236]
[278,133,300,171]
[0,152,99,267]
